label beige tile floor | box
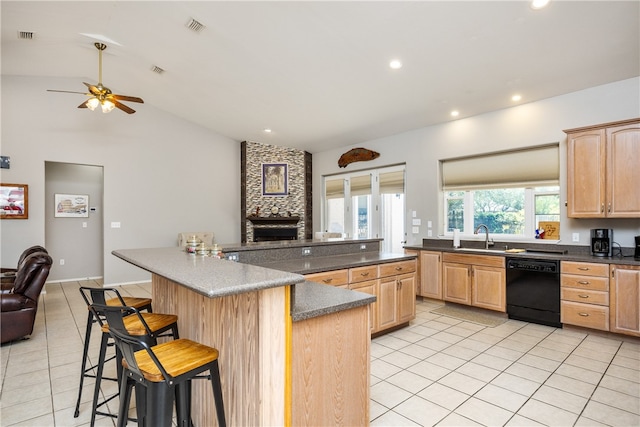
[1,280,639,426]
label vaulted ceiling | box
[2,1,638,153]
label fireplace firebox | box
[253,227,298,242]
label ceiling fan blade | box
[112,99,136,114]
[111,94,144,104]
[83,82,101,96]
[77,100,89,109]
[47,89,90,95]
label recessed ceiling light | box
[531,0,550,10]
[450,110,460,117]
[263,128,272,133]
[512,94,522,102]
[389,59,402,69]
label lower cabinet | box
[418,251,443,299]
[561,261,610,331]
[442,253,505,312]
[610,264,640,337]
[305,259,417,335]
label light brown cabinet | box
[417,250,442,299]
[565,118,640,218]
[561,261,610,331]
[305,259,416,335]
[610,264,640,337]
[442,253,505,312]
[377,260,417,332]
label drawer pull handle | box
[578,312,589,317]
[360,272,370,277]
[578,294,589,299]
[322,278,333,283]
[395,267,403,271]
[578,267,590,271]
[578,281,590,285]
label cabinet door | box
[419,251,442,299]
[471,265,506,312]
[610,265,640,336]
[351,279,378,333]
[442,262,471,305]
[566,128,606,218]
[397,273,416,324]
[606,123,640,217]
[377,276,398,330]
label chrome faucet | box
[474,224,494,249]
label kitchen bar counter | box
[112,246,374,426]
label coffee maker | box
[591,229,613,257]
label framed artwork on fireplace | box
[262,163,288,196]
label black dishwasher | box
[506,257,562,328]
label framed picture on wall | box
[0,183,28,220]
[262,163,288,196]
[55,194,89,218]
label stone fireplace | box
[241,141,312,243]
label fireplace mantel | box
[247,216,300,226]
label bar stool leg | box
[210,360,227,427]
[74,310,95,418]
[147,382,175,427]
[89,332,110,427]
[175,380,193,427]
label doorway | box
[45,162,104,282]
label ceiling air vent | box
[186,18,205,33]
[18,31,35,40]
[151,65,165,75]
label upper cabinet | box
[565,118,640,218]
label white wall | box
[1,75,240,285]
[312,77,640,249]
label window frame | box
[443,186,560,240]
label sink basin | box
[454,248,506,254]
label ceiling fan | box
[48,42,144,114]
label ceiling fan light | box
[101,100,115,113]
[86,97,100,111]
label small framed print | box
[55,194,89,218]
[262,163,288,196]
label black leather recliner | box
[1,251,52,344]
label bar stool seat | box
[97,304,226,427]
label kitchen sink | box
[454,248,506,254]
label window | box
[323,165,405,252]
[442,144,559,239]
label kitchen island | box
[112,247,375,427]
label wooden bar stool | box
[75,287,178,427]
[97,304,226,427]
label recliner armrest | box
[1,293,34,312]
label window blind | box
[325,178,344,199]
[441,144,559,190]
[350,174,371,196]
[380,170,404,194]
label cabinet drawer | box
[561,301,609,331]
[561,261,608,277]
[561,274,609,291]
[304,269,349,286]
[442,252,504,268]
[561,288,609,306]
[349,265,379,283]
[379,260,416,278]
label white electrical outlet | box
[572,233,580,242]
[412,226,419,234]
[82,222,87,228]
[59,259,65,265]
[302,247,312,256]
[111,222,121,228]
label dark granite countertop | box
[404,240,640,266]
[112,247,305,298]
[250,251,417,275]
[291,281,376,321]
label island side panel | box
[292,305,370,426]
[152,274,289,427]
